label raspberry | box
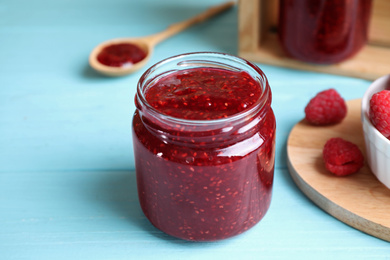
[305,89,347,125]
[323,138,364,176]
[369,90,390,139]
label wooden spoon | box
[89,1,235,77]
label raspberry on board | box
[305,88,347,125]
[322,138,364,176]
[369,90,390,139]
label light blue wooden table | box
[1,0,389,259]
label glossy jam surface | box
[133,66,275,241]
[145,68,261,120]
[279,0,372,64]
[97,43,147,67]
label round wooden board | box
[287,99,390,242]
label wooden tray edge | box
[286,152,390,242]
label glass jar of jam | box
[278,0,372,64]
[132,52,276,241]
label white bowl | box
[361,74,390,189]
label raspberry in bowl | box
[361,74,390,189]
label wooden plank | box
[240,35,390,81]
[238,0,260,53]
[369,0,390,47]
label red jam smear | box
[97,43,147,67]
[278,0,372,64]
[132,67,275,241]
[145,68,262,120]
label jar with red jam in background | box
[132,52,276,241]
[278,0,372,64]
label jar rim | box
[136,52,271,126]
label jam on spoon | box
[97,43,147,67]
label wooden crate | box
[238,0,390,81]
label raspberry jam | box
[278,0,372,64]
[132,53,276,241]
[144,68,262,120]
[97,43,147,67]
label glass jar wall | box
[278,0,372,64]
[132,52,276,241]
